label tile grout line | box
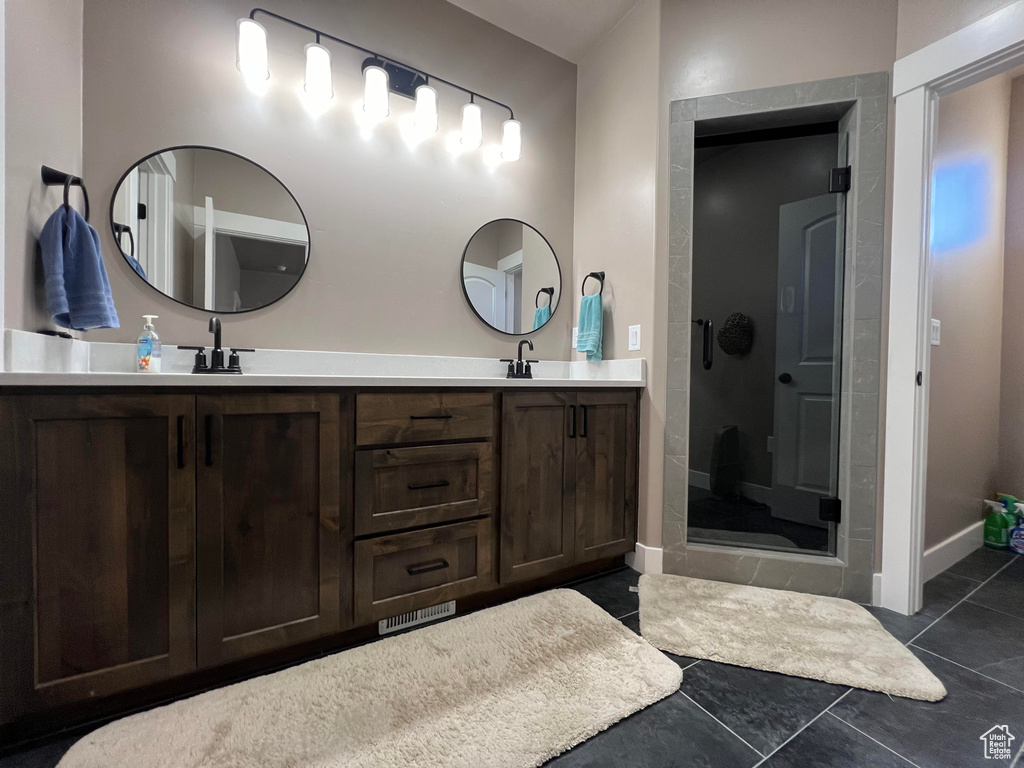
[826,711,923,767]
[677,691,765,759]
[748,688,853,768]
[962,597,1024,623]
[908,644,1024,695]
[907,558,1018,646]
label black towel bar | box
[535,287,554,308]
[581,271,605,296]
[41,165,90,222]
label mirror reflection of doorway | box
[686,121,848,556]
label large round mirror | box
[461,219,560,334]
[110,146,309,313]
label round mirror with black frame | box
[110,146,310,314]
[460,219,560,335]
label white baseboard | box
[922,520,985,582]
[626,543,663,574]
[688,469,774,506]
[871,572,883,606]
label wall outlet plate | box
[628,324,641,351]
[931,318,941,346]
[572,327,578,350]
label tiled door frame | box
[883,1,1024,616]
[663,74,889,604]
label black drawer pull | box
[410,414,453,421]
[406,558,449,576]
[176,415,185,469]
[407,480,451,491]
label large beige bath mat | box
[58,589,682,768]
[639,573,946,702]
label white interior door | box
[772,193,842,527]
[464,262,506,331]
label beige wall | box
[999,76,1024,497]
[896,0,1019,58]
[53,0,574,359]
[5,0,83,332]
[925,75,1011,548]
[574,0,661,544]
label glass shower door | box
[686,130,847,556]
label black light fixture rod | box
[249,8,515,119]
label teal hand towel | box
[577,293,603,362]
[533,304,552,331]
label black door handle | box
[407,558,449,576]
[176,415,185,469]
[204,414,213,467]
[569,405,576,438]
[407,480,451,491]
[778,373,793,384]
[703,319,713,370]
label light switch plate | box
[572,327,578,350]
[622,325,638,352]
[931,319,941,346]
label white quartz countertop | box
[0,331,646,389]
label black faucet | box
[209,317,224,371]
[180,316,254,374]
[501,339,539,379]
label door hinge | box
[916,371,923,386]
[137,202,148,220]
[829,166,851,194]
[819,496,842,524]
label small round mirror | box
[110,146,309,313]
[460,219,560,334]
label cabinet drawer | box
[356,393,494,446]
[355,443,492,535]
[354,519,492,624]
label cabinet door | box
[0,395,196,723]
[575,392,638,562]
[500,392,575,583]
[196,394,345,667]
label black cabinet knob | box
[778,372,793,384]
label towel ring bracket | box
[535,287,554,308]
[41,165,90,222]
[581,271,605,296]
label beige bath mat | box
[639,573,946,701]
[58,589,682,768]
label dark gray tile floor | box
[3,551,1021,768]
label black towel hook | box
[41,165,90,222]
[535,287,554,308]
[581,271,605,296]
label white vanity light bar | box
[237,8,521,160]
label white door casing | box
[883,0,1024,615]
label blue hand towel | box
[39,206,119,330]
[577,293,603,362]
[533,304,552,330]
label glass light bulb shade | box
[501,119,521,161]
[414,85,438,134]
[303,43,333,101]
[363,65,390,119]
[236,19,269,82]
[461,102,483,148]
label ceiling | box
[445,0,639,64]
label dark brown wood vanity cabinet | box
[194,394,352,667]
[352,393,496,625]
[500,390,638,583]
[0,386,637,731]
[0,395,198,722]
